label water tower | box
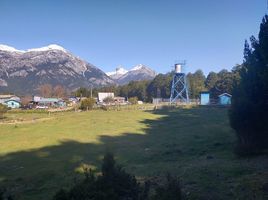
[170,61,189,104]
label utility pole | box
[90,84,93,98]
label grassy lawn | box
[0,107,267,199]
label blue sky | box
[0,0,266,75]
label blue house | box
[4,99,21,109]
[200,92,210,105]
[57,100,66,107]
[33,96,66,108]
[218,93,232,105]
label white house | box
[0,94,21,104]
[98,92,114,103]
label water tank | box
[175,64,182,73]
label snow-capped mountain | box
[107,64,157,85]
[106,67,128,80]
[129,64,144,71]
[0,44,67,53]
[0,44,114,94]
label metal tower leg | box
[170,73,189,104]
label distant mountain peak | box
[106,66,128,76]
[130,64,145,71]
[0,44,67,53]
[0,44,24,53]
[0,44,114,94]
[27,44,67,53]
[107,64,156,85]
[116,67,128,74]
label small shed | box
[4,99,21,109]
[200,92,210,105]
[218,93,232,105]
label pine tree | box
[229,15,268,155]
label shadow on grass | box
[0,107,267,200]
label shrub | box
[53,153,145,200]
[0,104,8,119]
[53,189,68,200]
[128,97,138,105]
[80,98,96,111]
[0,187,14,200]
[152,174,181,200]
[103,96,114,104]
[53,153,182,200]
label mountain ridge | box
[0,44,114,94]
[0,44,68,53]
[107,64,157,85]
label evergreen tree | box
[206,69,240,99]
[205,71,218,90]
[213,70,234,96]
[53,153,145,200]
[187,69,206,98]
[53,153,182,200]
[147,73,173,100]
[229,15,268,155]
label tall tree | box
[229,15,268,154]
[53,85,66,98]
[206,69,240,99]
[213,70,234,97]
[38,84,53,97]
[187,69,206,99]
[126,80,149,101]
[147,73,173,100]
[205,71,218,90]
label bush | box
[0,104,8,119]
[80,98,96,111]
[53,153,145,200]
[128,97,138,105]
[53,189,69,200]
[103,96,114,104]
[152,174,181,200]
[0,187,14,200]
[53,153,182,200]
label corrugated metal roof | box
[33,96,61,103]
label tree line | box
[38,84,66,98]
[74,68,241,102]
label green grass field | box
[0,107,267,200]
